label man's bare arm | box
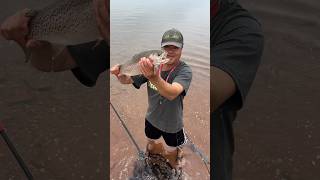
[149,76,184,101]
[211,66,236,111]
[139,57,184,100]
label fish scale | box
[28,0,100,45]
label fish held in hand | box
[25,0,101,61]
[119,50,169,76]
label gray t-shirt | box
[132,61,192,133]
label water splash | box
[129,153,187,180]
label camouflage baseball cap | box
[161,28,184,48]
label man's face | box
[163,45,182,64]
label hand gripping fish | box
[25,0,101,61]
[119,50,170,76]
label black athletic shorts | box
[145,120,186,147]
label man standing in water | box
[111,28,192,171]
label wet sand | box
[0,1,108,179]
[234,0,320,179]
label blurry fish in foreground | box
[25,0,101,61]
[119,50,169,76]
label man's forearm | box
[149,76,183,101]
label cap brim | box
[161,42,183,48]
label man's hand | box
[139,57,184,101]
[93,0,109,42]
[139,57,158,80]
[110,64,133,84]
[0,2,108,72]
[0,8,46,49]
[0,9,31,47]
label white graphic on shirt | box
[148,81,158,91]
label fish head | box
[149,50,170,66]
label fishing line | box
[185,133,210,175]
[111,64,210,175]
[110,101,144,157]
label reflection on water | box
[111,0,210,78]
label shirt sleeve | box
[173,64,192,96]
[131,75,148,89]
[212,17,264,109]
[67,40,109,87]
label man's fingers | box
[139,58,155,77]
[146,58,153,68]
[139,60,146,75]
[143,58,153,70]
[110,64,120,75]
[26,40,46,49]
[0,8,31,42]
[140,67,147,76]
[141,59,148,71]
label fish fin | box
[51,44,66,59]
[22,43,65,63]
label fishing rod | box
[110,101,211,175]
[110,102,144,158]
[0,121,34,180]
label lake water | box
[111,0,210,78]
[110,0,211,179]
